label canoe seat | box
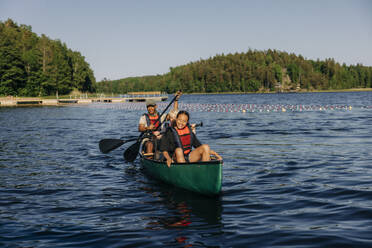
[143,152,154,156]
[142,151,165,161]
[143,152,154,159]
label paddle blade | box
[124,141,141,162]
[99,139,124,153]
[195,121,203,127]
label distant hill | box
[97,49,372,94]
[0,19,95,97]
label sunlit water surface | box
[1,92,372,247]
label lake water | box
[1,92,372,247]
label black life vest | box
[171,124,194,155]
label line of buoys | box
[88,102,371,113]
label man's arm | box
[138,115,154,132]
[138,124,147,132]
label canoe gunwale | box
[140,154,223,166]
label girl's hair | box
[176,110,189,121]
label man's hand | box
[153,131,162,139]
[175,91,182,100]
[147,124,155,131]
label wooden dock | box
[0,93,168,107]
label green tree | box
[0,19,95,96]
[0,20,26,95]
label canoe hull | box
[140,156,223,196]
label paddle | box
[123,93,180,162]
[194,121,203,128]
[123,133,147,162]
[99,137,138,154]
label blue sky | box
[1,0,371,81]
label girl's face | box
[176,113,188,130]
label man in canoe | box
[159,110,222,167]
[138,92,181,154]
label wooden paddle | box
[99,138,138,154]
[123,94,180,162]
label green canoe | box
[140,155,223,196]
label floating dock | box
[0,92,168,107]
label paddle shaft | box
[152,93,180,131]
[99,137,138,153]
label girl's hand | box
[211,150,222,161]
[190,123,196,134]
[215,154,222,160]
[166,158,173,167]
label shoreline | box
[183,88,372,95]
[0,95,168,107]
[1,88,371,102]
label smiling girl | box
[160,110,222,167]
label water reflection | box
[140,178,223,246]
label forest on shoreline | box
[97,50,372,94]
[0,19,95,97]
[1,19,372,96]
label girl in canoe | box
[159,110,222,167]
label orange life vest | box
[144,113,160,130]
[171,125,193,155]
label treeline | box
[97,50,372,94]
[101,75,167,94]
[0,19,95,97]
[2,19,371,96]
